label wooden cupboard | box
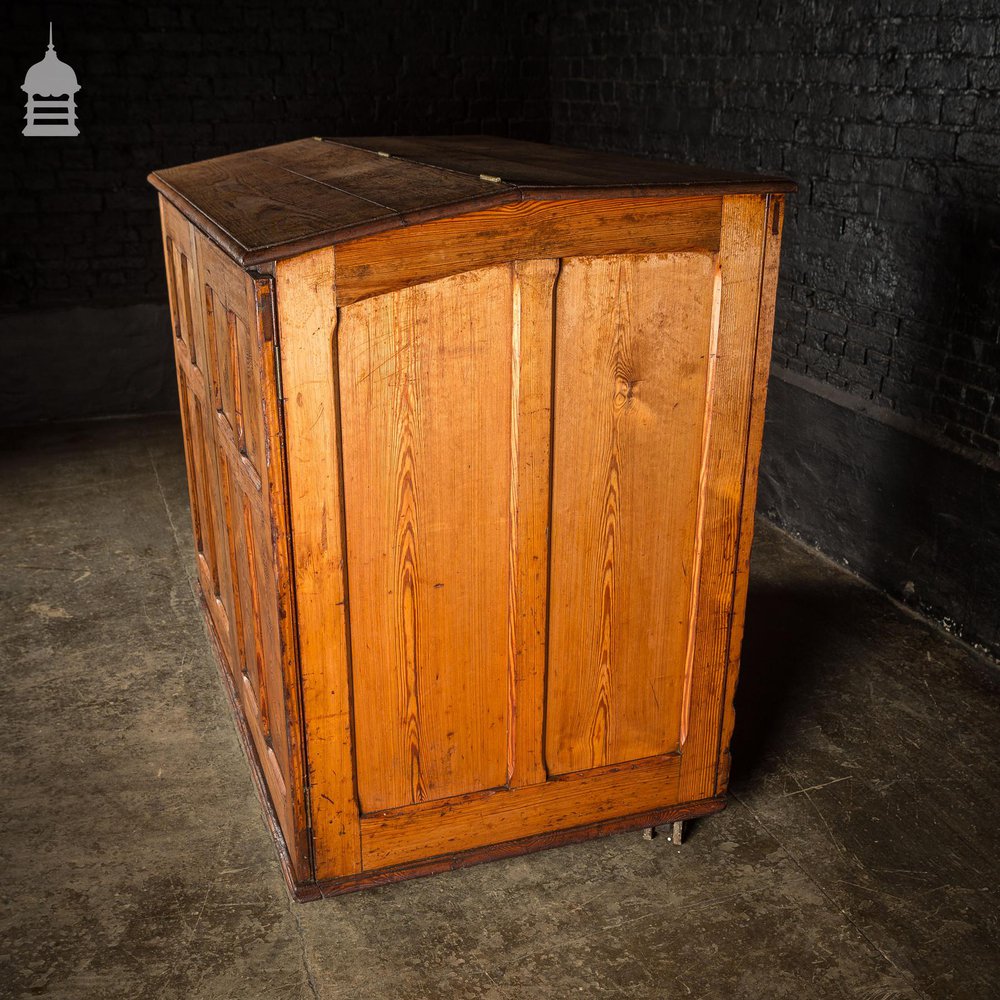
[148,136,793,900]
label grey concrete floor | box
[1,415,998,1000]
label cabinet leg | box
[669,820,684,845]
[642,826,656,840]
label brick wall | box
[3,0,550,312]
[550,0,1000,458]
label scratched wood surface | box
[149,136,793,266]
[159,198,310,880]
[339,134,796,194]
[338,264,514,813]
[332,196,722,305]
[544,252,719,776]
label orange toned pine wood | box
[676,195,770,803]
[507,258,560,788]
[716,195,785,794]
[333,196,722,306]
[153,139,792,899]
[273,247,361,880]
[338,265,514,813]
[159,197,310,881]
[544,252,719,775]
[250,272,314,873]
[361,752,681,870]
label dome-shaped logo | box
[22,23,81,137]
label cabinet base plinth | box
[299,796,726,902]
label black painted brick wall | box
[2,0,550,311]
[550,0,1000,458]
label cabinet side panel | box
[545,252,718,775]
[159,198,310,880]
[339,264,514,813]
[677,194,769,803]
[275,247,362,881]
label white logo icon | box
[22,23,80,137]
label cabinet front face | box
[278,194,778,881]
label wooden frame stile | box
[507,257,560,790]
[715,194,785,793]
[245,267,313,884]
[676,194,772,804]
[274,247,362,885]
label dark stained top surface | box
[149,135,795,266]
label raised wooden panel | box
[338,264,514,813]
[158,197,308,881]
[545,252,719,776]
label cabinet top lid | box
[149,135,795,267]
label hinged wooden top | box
[149,135,795,267]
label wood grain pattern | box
[149,136,793,266]
[545,252,718,775]
[255,139,514,215]
[159,197,310,880]
[333,196,722,305]
[338,265,514,813]
[274,246,361,881]
[155,141,395,254]
[339,135,796,194]
[304,795,726,901]
[676,195,769,804]
[507,258,560,788]
[154,142,790,899]
[716,195,785,795]
[361,753,682,870]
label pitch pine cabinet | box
[149,136,793,900]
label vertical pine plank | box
[677,195,769,803]
[338,265,514,813]
[275,247,361,880]
[545,252,718,776]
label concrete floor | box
[1,415,998,1000]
